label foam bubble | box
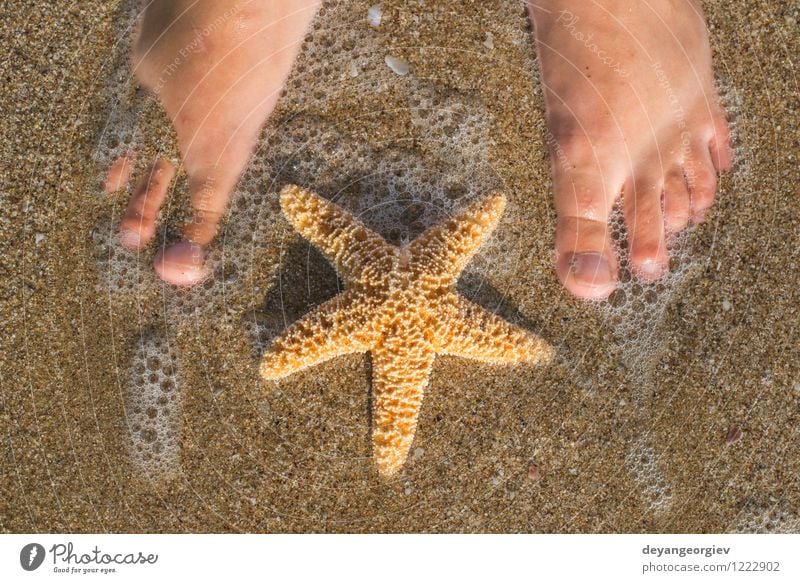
[125,329,182,480]
[729,500,800,533]
[91,215,159,297]
[625,435,674,513]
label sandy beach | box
[1,0,798,533]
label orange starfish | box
[261,185,554,476]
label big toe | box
[557,248,617,300]
[154,241,210,286]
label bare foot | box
[528,0,732,299]
[105,0,321,285]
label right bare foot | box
[105,0,321,285]
[528,0,732,300]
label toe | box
[156,167,239,287]
[118,158,175,249]
[662,168,691,234]
[686,143,718,223]
[553,173,619,300]
[153,241,210,286]
[104,152,136,194]
[556,240,616,300]
[624,175,668,281]
[708,118,733,173]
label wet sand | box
[1,0,798,533]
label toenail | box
[568,252,613,286]
[118,229,141,250]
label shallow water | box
[1,0,798,533]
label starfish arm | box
[434,294,554,365]
[371,333,436,477]
[407,193,506,285]
[260,292,373,380]
[280,185,396,284]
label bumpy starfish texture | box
[261,185,554,476]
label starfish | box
[261,185,554,476]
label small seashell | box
[725,426,743,445]
[367,5,382,28]
[385,55,410,76]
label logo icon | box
[20,543,46,571]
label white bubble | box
[125,330,182,480]
[625,435,674,513]
[729,500,800,533]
